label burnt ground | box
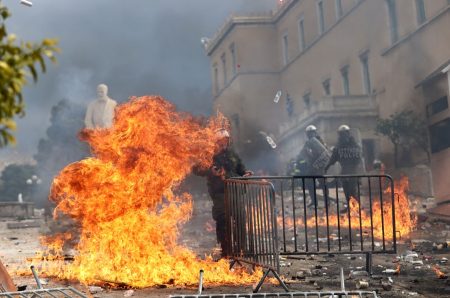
[1,195,450,298]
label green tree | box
[0,163,37,202]
[0,1,59,147]
[376,110,430,167]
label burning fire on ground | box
[26,96,262,288]
[433,266,448,279]
[280,176,416,240]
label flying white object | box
[259,131,277,149]
[273,90,282,103]
[20,0,32,7]
[266,136,277,149]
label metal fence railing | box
[170,290,380,298]
[225,175,397,292]
[0,287,87,298]
[225,179,287,292]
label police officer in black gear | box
[194,129,252,258]
[297,125,331,208]
[325,125,364,213]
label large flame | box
[280,176,416,240]
[31,96,262,287]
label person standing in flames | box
[194,129,252,258]
[325,125,365,213]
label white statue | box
[84,84,117,129]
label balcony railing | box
[278,95,378,141]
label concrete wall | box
[0,202,34,218]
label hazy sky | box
[3,0,276,157]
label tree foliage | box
[0,1,59,147]
[376,110,430,167]
[0,163,37,202]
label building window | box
[298,16,306,51]
[322,79,331,95]
[429,117,450,153]
[282,33,289,65]
[303,92,311,109]
[221,53,227,86]
[415,0,426,25]
[335,0,343,19]
[360,52,371,94]
[317,0,325,34]
[213,65,219,95]
[426,96,448,117]
[386,0,399,43]
[286,93,294,117]
[341,66,350,95]
[229,43,237,76]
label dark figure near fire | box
[296,125,331,207]
[325,124,365,213]
[194,129,252,257]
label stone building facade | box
[205,0,450,201]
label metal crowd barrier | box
[0,266,88,298]
[170,291,379,298]
[225,175,397,291]
[225,179,287,292]
[0,287,87,297]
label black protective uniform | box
[296,136,331,206]
[325,134,364,203]
[194,147,247,256]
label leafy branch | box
[0,1,59,146]
[376,110,430,167]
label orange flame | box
[29,96,261,287]
[433,266,448,279]
[279,176,416,240]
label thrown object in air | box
[273,90,282,103]
[266,136,277,149]
[20,0,32,7]
[259,131,277,149]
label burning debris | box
[24,96,262,288]
[278,176,416,240]
[433,266,448,279]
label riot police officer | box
[194,129,252,257]
[325,125,364,212]
[296,125,331,207]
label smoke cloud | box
[3,0,276,157]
